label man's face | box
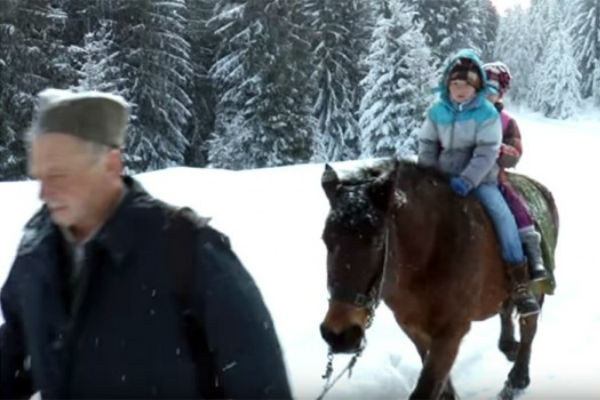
[29,133,109,231]
[448,80,477,103]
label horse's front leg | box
[508,312,538,389]
[409,323,470,400]
[499,299,519,361]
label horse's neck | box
[395,175,490,273]
[391,193,438,271]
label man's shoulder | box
[165,206,231,251]
[166,206,211,229]
[16,207,54,257]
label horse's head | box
[319,161,398,354]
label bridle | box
[327,225,390,329]
[317,226,391,400]
[318,173,401,400]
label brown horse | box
[319,159,558,400]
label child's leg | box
[473,183,525,264]
[498,181,534,229]
[518,226,549,281]
[473,182,539,316]
[499,181,548,281]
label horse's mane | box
[327,158,461,234]
[337,158,449,186]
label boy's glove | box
[450,176,473,197]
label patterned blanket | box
[507,173,558,295]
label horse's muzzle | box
[320,323,364,354]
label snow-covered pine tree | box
[108,0,193,171]
[407,0,482,64]
[0,0,68,180]
[534,19,582,119]
[494,6,533,103]
[71,20,123,93]
[358,0,436,159]
[525,0,565,108]
[208,0,314,169]
[184,0,218,167]
[527,0,580,112]
[306,0,370,162]
[472,0,499,62]
[528,0,554,63]
[572,0,600,101]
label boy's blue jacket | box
[418,49,502,187]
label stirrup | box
[530,268,549,282]
[514,297,540,316]
[513,284,540,316]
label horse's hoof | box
[497,380,524,400]
[498,339,519,362]
[439,391,456,400]
[439,380,457,400]
[508,368,530,389]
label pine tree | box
[306,0,370,162]
[535,21,582,119]
[184,0,218,167]
[0,0,68,180]
[474,0,499,62]
[407,0,481,64]
[108,0,193,171]
[358,0,436,159]
[208,0,314,169]
[494,6,534,103]
[71,20,123,93]
[527,0,578,110]
[572,0,600,100]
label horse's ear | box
[369,168,396,210]
[322,163,340,203]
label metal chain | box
[321,352,334,380]
[315,341,366,400]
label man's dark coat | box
[0,177,291,399]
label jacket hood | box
[438,49,493,105]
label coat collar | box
[18,176,151,269]
[440,91,487,113]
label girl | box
[483,61,548,283]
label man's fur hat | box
[29,89,129,148]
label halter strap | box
[327,227,390,316]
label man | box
[0,89,292,398]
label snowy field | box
[1,108,599,399]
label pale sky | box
[492,0,531,14]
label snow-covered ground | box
[1,108,599,399]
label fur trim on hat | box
[447,59,483,90]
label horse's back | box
[507,172,558,295]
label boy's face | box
[448,80,476,103]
